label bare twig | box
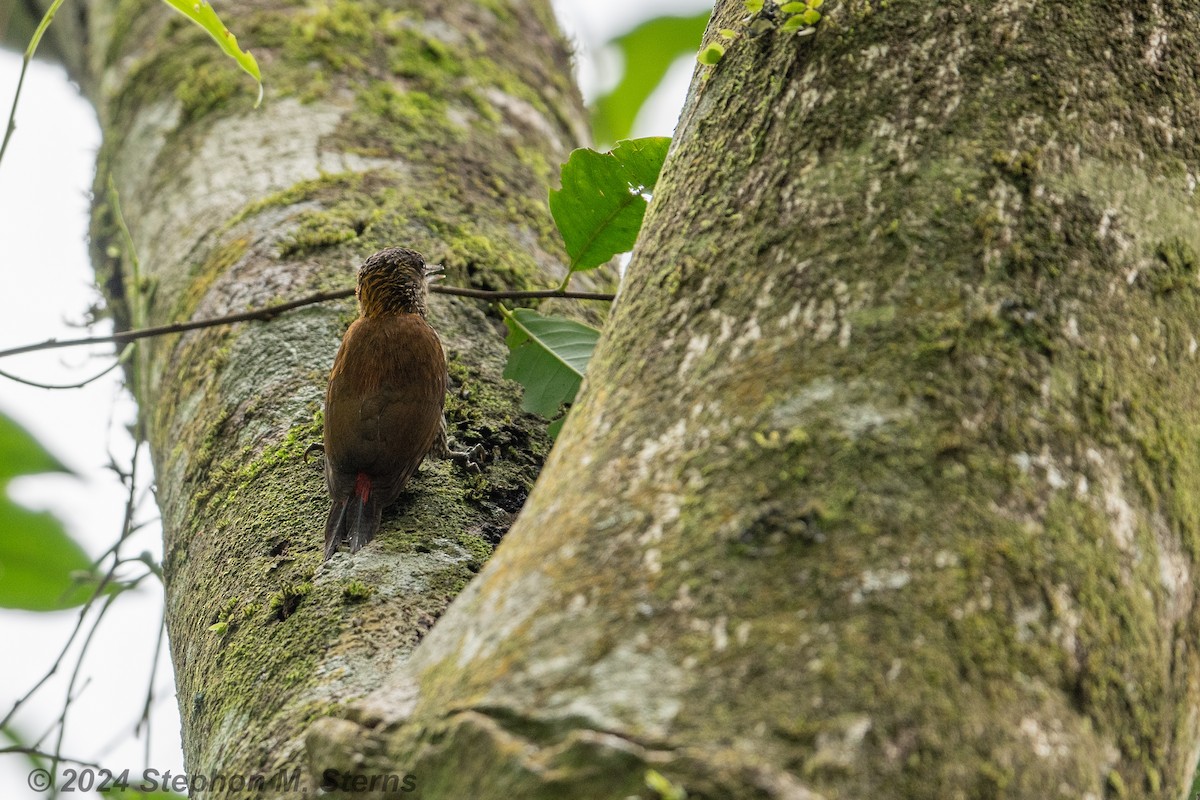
[1,438,156,784]
[0,284,615,361]
[0,288,351,359]
[434,285,614,302]
[0,0,67,169]
[0,360,122,389]
[135,613,167,766]
[0,589,107,733]
[0,345,131,389]
[0,745,101,770]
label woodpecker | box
[320,247,447,559]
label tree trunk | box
[10,0,1200,796]
[49,0,594,791]
[334,1,1200,798]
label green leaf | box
[0,500,96,611]
[501,308,600,432]
[549,137,671,273]
[161,0,263,107]
[696,43,725,66]
[0,411,97,611]
[0,412,69,483]
[591,12,710,145]
[646,769,688,800]
[744,0,764,12]
[780,2,807,12]
[780,15,810,33]
[810,0,825,8]
[803,8,823,24]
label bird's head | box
[356,247,443,317]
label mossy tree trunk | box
[11,0,595,793]
[9,0,1200,796]
[331,1,1200,798]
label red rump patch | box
[355,473,372,502]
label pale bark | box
[9,0,1200,797]
[11,0,594,793]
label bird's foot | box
[453,441,482,472]
[432,421,485,472]
[448,442,485,474]
[303,442,325,464]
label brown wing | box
[323,314,447,505]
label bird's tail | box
[324,473,383,559]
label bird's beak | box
[424,264,445,282]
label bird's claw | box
[303,442,325,463]
[449,442,485,474]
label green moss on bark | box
[358,1,1200,798]
[88,0,588,788]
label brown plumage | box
[321,247,447,559]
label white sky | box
[0,1,707,797]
